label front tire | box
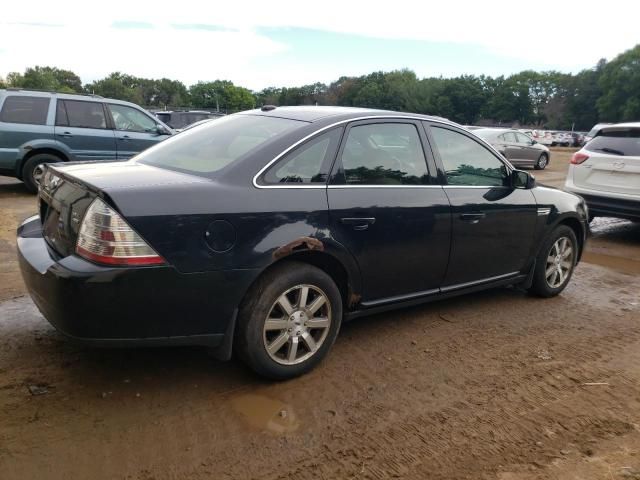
[534,153,549,170]
[529,225,578,297]
[22,153,62,193]
[235,261,342,380]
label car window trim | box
[252,115,458,189]
[424,122,514,188]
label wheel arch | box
[555,216,585,262]
[17,148,68,179]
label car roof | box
[473,128,515,136]
[600,122,640,131]
[0,88,144,108]
[238,105,455,125]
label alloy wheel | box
[263,284,332,365]
[545,236,574,288]
[33,164,45,185]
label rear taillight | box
[571,152,589,165]
[76,198,165,266]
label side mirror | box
[531,139,537,145]
[512,170,536,189]
[156,124,171,135]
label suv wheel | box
[534,153,548,170]
[529,225,578,297]
[236,261,342,380]
[22,153,62,193]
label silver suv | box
[565,122,640,222]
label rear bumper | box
[567,192,640,221]
[17,215,258,348]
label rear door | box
[327,119,451,304]
[515,132,538,165]
[54,99,117,161]
[576,128,640,196]
[501,131,523,164]
[107,103,170,159]
[425,123,538,286]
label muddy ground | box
[1,149,639,480]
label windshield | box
[587,129,640,157]
[136,114,304,176]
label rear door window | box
[336,123,429,185]
[63,100,107,129]
[0,95,50,125]
[587,130,640,156]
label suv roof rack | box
[4,87,103,98]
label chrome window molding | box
[328,184,443,189]
[252,115,458,189]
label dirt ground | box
[1,149,639,480]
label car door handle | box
[460,213,486,224]
[119,135,130,141]
[56,131,73,138]
[340,217,376,231]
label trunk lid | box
[39,161,208,258]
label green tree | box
[5,66,82,92]
[597,45,640,122]
[189,80,255,112]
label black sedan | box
[18,106,589,379]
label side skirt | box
[345,272,528,321]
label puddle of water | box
[582,251,640,275]
[230,393,299,434]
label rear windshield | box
[136,114,303,175]
[587,129,640,157]
[0,95,50,125]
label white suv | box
[564,122,640,222]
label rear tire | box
[22,153,62,193]
[235,261,342,380]
[534,153,548,170]
[529,225,578,297]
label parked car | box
[536,130,555,146]
[551,131,572,147]
[565,122,640,222]
[154,110,224,131]
[0,89,173,192]
[18,106,588,379]
[570,132,585,147]
[474,128,551,169]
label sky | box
[1,0,639,90]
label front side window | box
[136,114,303,176]
[108,104,157,132]
[0,96,50,125]
[63,100,107,129]
[430,126,509,187]
[338,123,429,185]
[263,128,341,184]
[516,133,532,144]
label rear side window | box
[136,114,303,175]
[62,100,107,129]
[0,95,50,125]
[587,130,640,156]
[337,123,429,185]
[430,126,509,187]
[263,128,342,184]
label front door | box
[426,124,538,287]
[107,104,170,159]
[515,132,539,165]
[54,99,117,161]
[327,120,451,304]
